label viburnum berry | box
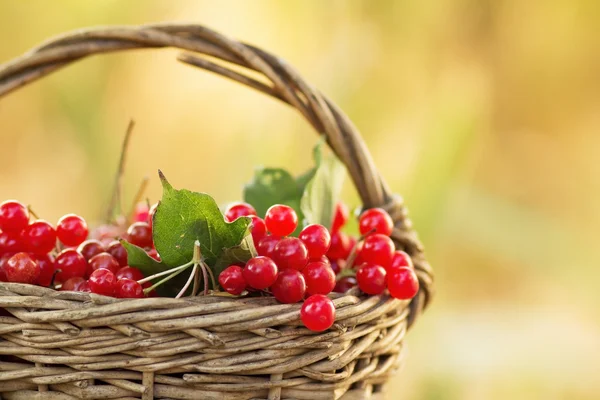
[256,235,281,259]
[274,237,309,271]
[77,240,106,261]
[0,200,29,232]
[0,231,24,254]
[147,248,161,262]
[32,253,55,287]
[23,220,56,255]
[331,202,349,233]
[271,269,306,304]
[303,261,336,295]
[133,202,150,223]
[148,203,158,228]
[360,234,395,268]
[4,252,40,284]
[356,262,387,295]
[88,268,117,296]
[61,276,85,291]
[77,281,91,292]
[126,222,153,249]
[55,249,87,282]
[265,205,298,236]
[387,267,419,300]
[107,241,128,267]
[0,262,7,282]
[225,202,257,222]
[56,214,89,247]
[116,266,144,281]
[88,252,120,275]
[334,276,357,293]
[299,224,331,259]
[218,265,247,295]
[249,216,267,246]
[330,259,342,275]
[243,256,278,290]
[326,231,352,260]
[388,250,413,273]
[115,278,144,298]
[301,294,336,331]
[359,208,394,237]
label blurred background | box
[1,1,599,398]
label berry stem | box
[345,235,366,268]
[176,263,198,298]
[137,262,193,285]
[27,205,39,220]
[204,261,217,290]
[192,240,202,264]
[106,119,135,223]
[143,263,192,295]
[127,176,149,224]
[201,261,209,296]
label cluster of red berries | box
[0,200,156,298]
[218,202,420,332]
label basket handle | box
[0,23,433,326]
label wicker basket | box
[0,24,434,400]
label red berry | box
[303,261,336,295]
[32,253,55,287]
[265,205,298,236]
[107,241,128,267]
[56,214,88,246]
[88,269,117,296]
[133,202,150,223]
[330,259,343,275]
[331,202,349,233]
[387,267,419,300]
[0,231,25,254]
[299,224,331,259]
[351,241,365,268]
[243,256,278,290]
[77,240,106,261]
[274,237,309,271]
[88,252,120,275]
[0,261,7,282]
[225,202,257,222]
[0,201,29,232]
[356,263,387,295]
[389,250,413,273]
[55,249,87,282]
[115,278,144,298]
[61,277,85,291]
[148,203,158,228]
[334,276,357,293]
[23,220,56,255]
[77,281,91,293]
[4,252,40,284]
[359,208,394,237]
[301,294,336,331]
[116,266,144,281]
[147,248,161,261]
[218,265,247,295]
[249,216,267,246]
[271,269,306,304]
[256,235,281,258]
[326,231,352,260]
[360,234,395,268]
[126,222,153,249]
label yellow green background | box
[1,1,598,399]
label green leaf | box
[213,234,257,275]
[243,168,302,217]
[153,171,255,269]
[300,144,346,229]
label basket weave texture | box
[0,24,434,400]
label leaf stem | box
[143,263,192,295]
[176,263,198,298]
[193,240,202,264]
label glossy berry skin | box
[256,235,281,259]
[55,249,87,282]
[116,266,144,281]
[265,205,298,236]
[107,241,128,267]
[56,214,89,247]
[303,261,336,295]
[133,202,150,223]
[77,240,106,261]
[301,294,336,332]
[0,263,7,282]
[126,222,153,249]
[4,252,40,284]
[356,262,387,295]
[148,203,158,228]
[387,267,419,300]
[360,234,395,269]
[326,231,352,260]
[147,248,161,262]
[0,201,29,232]
[88,268,117,296]
[299,224,331,259]
[359,208,394,237]
[271,269,306,304]
[115,278,144,298]
[274,237,309,271]
[23,220,56,255]
[61,277,85,291]
[389,250,413,273]
[331,202,349,233]
[225,202,257,222]
[88,252,120,275]
[32,253,55,287]
[243,256,278,290]
[0,231,24,254]
[77,281,91,292]
[218,265,247,295]
[334,276,357,293]
[249,216,267,245]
